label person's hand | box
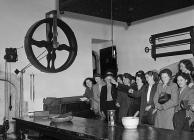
[188,83,194,88]
[180,100,189,110]
[152,108,157,114]
[145,105,151,111]
[100,112,106,120]
[85,98,90,103]
[156,104,164,110]
[190,104,194,112]
[110,78,118,85]
[128,89,134,94]
[180,100,185,109]
[116,102,120,107]
[102,112,106,117]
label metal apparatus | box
[107,110,116,126]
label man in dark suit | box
[100,74,117,120]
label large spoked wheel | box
[24,18,78,73]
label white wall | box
[0,0,111,111]
[114,6,194,75]
[0,0,56,111]
[0,0,194,111]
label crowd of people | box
[83,59,194,131]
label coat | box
[117,83,138,116]
[175,86,194,125]
[153,82,179,130]
[137,83,158,124]
[100,84,117,114]
[127,84,145,117]
[83,87,94,108]
[92,81,106,115]
[83,87,93,99]
[116,90,130,122]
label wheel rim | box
[24,18,78,73]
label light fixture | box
[110,0,116,59]
[110,0,113,46]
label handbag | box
[180,100,190,110]
[173,109,190,131]
[190,121,194,132]
[158,92,171,104]
[141,108,156,125]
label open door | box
[100,46,117,77]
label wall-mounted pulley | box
[24,10,78,73]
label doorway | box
[92,39,117,77]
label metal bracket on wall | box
[146,26,194,60]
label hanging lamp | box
[110,0,116,59]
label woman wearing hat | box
[100,74,117,120]
[153,68,179,130]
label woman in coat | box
[83,77,95,108]
[111,73,137,122]
[115,74,124,109]
[139,71,159,125]
[153,68,179,130]
[93,74,106,117]
[115,74,126,122]
[174,73,194,131]
[128,72,146,116]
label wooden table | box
[13,117,194,140]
